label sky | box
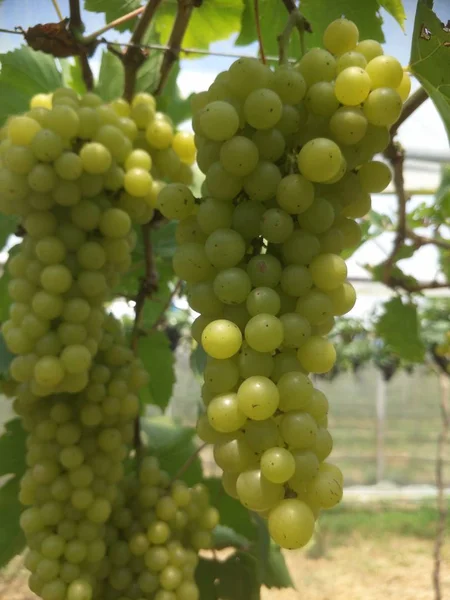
[0,0,448,319]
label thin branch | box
[279,0,312,57]
[281,0,297,11]
[390,86,428,137]
[122,0,164,101]
[67,0,93,90]
[0,28,23,35]
[382,142,407,286]
[170,442,208,484]
[433,372,449,600]
[151,280,182,331]
[407,230,450,251]
[155,0,197,96]
[396,280,448,293]
[253,0,266,64]
[68,0,83,32]
[77,55,94,91]
[84,7,145,43]
[50,0,64,21]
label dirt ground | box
[1,534,449,600]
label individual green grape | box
[172,131,196,165]
[296,49,337,86]
[172,243,214,283]
[124,168,152,197]
[297,138,342,183]
[4,144,37,174]
[297,198,335,234]
[318,228,344,254]
[236,469,284,511]
[323,17,359,55]
[205,162,242,201]
[243,89,283,129]
[243,161,282,203]
[146,119,174,150]
[363,88,402,126]
[296,289,334,325]
[309,253,347,292]
[196,139,221,174]
[247,254,282,288]
[231,200,265,240]
[238,344,273,379]
[246,287,280,316]
[277,371,313,412]
[199,101,239,141]
[356,39,383,61]
[79,142,112,174]
[358,160,392,192]
[334,67,371,106]
[40,264,73,294]
[276,174,315,214]
[268,498,315,549]
[396,72,411,102]
[245,314,284,353]
[252,128,286,162]
[280,313,311,349]
[327,282,357,316]
[277,104,306,136]
[341,190,371,219]
[306,468,343,509]
[207,392,247,433]
[335,216,362,249]
[201,319,242,359]
[187,281,223,316]
[279,410,317,449]
[157,184,195,220]
[280,264,313,297]
[204,228,246,270]
[60,345,92,374]
[197,198,233,235]
[337,51,367,72]
[289,449,320,487]
[261,447,295,484]
[219,136,259,177]
[28,163,57,193]
[313,427,333,461]
[213,435,255,473]
[305,82,339,118]
[329,107,368,145]
[365,55,403,89]
[297,336,337,374]
[227,57,270,99]
[260,208,294,243]
[237,375,279,420]
[271,66,306,104]
[34,356,65,388]
[204,357,239,394]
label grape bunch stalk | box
[0,87,210,600]
[158,17,408,549]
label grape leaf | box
[410,0,450,141]
[84,0,142,32]
[0,419,27,568]
[157,64,192,126]
[138,331,175,409]
[263,543,295,588]
[375,297,425,362]
[95,50,124,101]
[0,215,17,251]
[377,0,406,29]
[155,0,244,51]
[60,58,87,95]
[0,46,63,125]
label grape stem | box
[253,0,266,64]
[169,442,207,484]
[50,0,64,21]
[390,86,428,138]
[155,0,201,95]
[278,2,312,62]
[122,0,165,101]
[68,0,94,90]
[83,7,146,43]
[433,371,449,600]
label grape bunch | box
[0,88,201,600]
[158,18,407,549]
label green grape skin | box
[334,67,371,106]
[365,55,403,89]
[244,314,284,353]
[297,198,335,234]
[289,450,320,488]
[243,161,282,203]
[244,89,283,130]
[201,319,242,359]
[296,49,337,86]
[329,107,368,146]
[213,435,255,473]
[172,243,214,284]
[207,393,246,433]
[356,39,383,62]
[280,265,313,298]
[305,82,339,118]
[327,282,357,316]
[246,287,280,317]
[305,469,343,509]
[271,66,306,104]
[277,371,313,412]
[157,183,195,220]
[358,160,392,192]
[296,289,334,325]
[199,101,239,141]
[228,57,271,99]
[236,469,284,511]
[213,268,251,305]
[260,447,296,484]
[396,72,411,102]
[297,336,337,374]
[313,427,333,461]
[237,375,279,420]
[252,128,286,162]
[280,313,311,349]
[363,88,402,127]
[337,51,367,72]
[279,410,317,449]
[219,136,259,177]
[187,281,223,316]
[238,345,274,379]
[204,228,246,270]
[323,17,359,55]
[268,499,315,549]
[196,198,233,235]
[247,254,282,288]
[260,208,294,244]
[308,389,329,421]
[309,253,348,292]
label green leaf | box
[263,543,295,589]
[202,477,258,541]
[140,416,203,485]
[84,0,141,32]
[410,0,450,141]
[95,50,124,101]
[157,65,192,126]
[213,524,250,549]
[155,0,244,51]
[0,214,18,250]
[138,332,175,409]
[60,58,87,95]
[0,418,27,568]
[196,557,220,599]
[190,344,207,378]
[377,0,406,29]
[375,297,425,362]
[215,551,260,600]
[135,52,162,95]
[0,47,63,125]
[152,222,178,258]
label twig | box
[396,280,448,293]
[122,0,164,101]
[390,87,428,137]
[169,442,208,484]
[50,0,64,21]
[382,142,407,286]
[279,0,312,57]
[83,7,145,43]
[407,230,450,251]
[253,0,266,64]
[68,0,83,32]
[67,0,93,90]
[281,0,297,11]
[155,0,198,96]
[0,28,23,35]
[433,372,449,600]
[151,280,182,330]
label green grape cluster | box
[97,457,217,600]
[0,88,200,600]
[158,18,407,550]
